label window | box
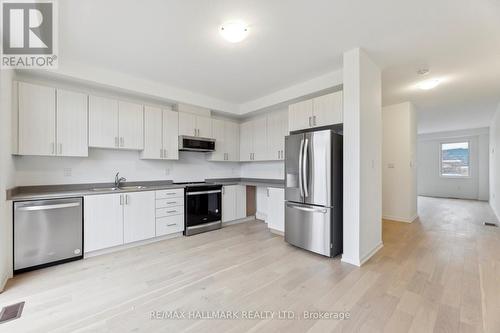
[440,141,470,177]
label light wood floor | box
[1,196,499,332]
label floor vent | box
[484,222,498,227]
[0,301,24,324]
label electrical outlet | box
[63,168,72,177]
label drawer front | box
[156,197,184,208]
[156,215,184,236]
[156,206,184,218]
[156,188,184,199]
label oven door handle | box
[186,190,222,196]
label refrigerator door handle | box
[302,138,309,197]
[286,202,327,214]
[298,138,305,197]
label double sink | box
[91,185,148,192]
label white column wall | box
[382,102,418,222]
[342,48,383,266]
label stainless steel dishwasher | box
[14,197,83,274]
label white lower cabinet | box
[84,194,124,252]
[222,185,247,222]
[123,191,156,243]
[266,188,285,233]
[155,188,184,236]
[156,215,184,236]
[84,189,183,253]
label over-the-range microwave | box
[178,135,216,152]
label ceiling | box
[59,0,500,132]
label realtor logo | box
[1,0,58,69]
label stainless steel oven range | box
[174,182,222,236]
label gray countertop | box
[7,178,284,201]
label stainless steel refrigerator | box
[284,129,343,257]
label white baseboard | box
[222,216,254,226]
[255,211,267,221]
[341,242,384,267]
[0,271,11,293]
[382,214,418,223]
[360,242,384,265]
[84,232,183,258]
[268,228,284,236]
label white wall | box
[490,104,500,218]
[14,150,240,186]
[382,102,418,222]
[239,161,284,180]
[417,128,489,200]
[342,48,382,267]
[0,70,15,291]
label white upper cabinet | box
[239,116,276,162]
[312,91,343,127]
[253,116,268,161]
[267,110,288,160]
[141,107,179,160]
[239,120,253,162]
[210,119,225,161]
[56,89,88,157]
[163,110,179,160]
[209,119,239,162]
[239,117,269,162]
[18,82,56,156]
[178,112,196,137]
[141,106,163,159]
[288,91,343,132]
[118,101,144,150]
[178,112,212,138]
[288,99,313,132]
[16,82,88,157]
[196,116,212,138]
[225,121,240,161]
[89,96,119,148]
[89,96,143,150]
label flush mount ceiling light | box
[219,21,249,43]
[417,78,441,90]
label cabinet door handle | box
[58,143,62,155]
[167,210,177,213]
[51,142,55,155]
[160,148,163,158]
[120,137,124,147]
[120,194,123,205]
[313,115,317,126]
[167,223,177,226]
[308,116,311,127]
[164,149,167,158]
[114,137,119,147]
[125,194,129,205]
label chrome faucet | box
[114,172,127,188]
